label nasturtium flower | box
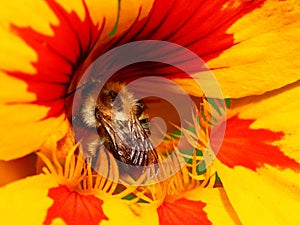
[1,0,300,225]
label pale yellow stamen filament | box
[37,143,121,195]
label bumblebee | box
[80,82,158,169]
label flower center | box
[37,95,220,213]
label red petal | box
[7,0,105,117]
[44,185,108,225]
[215,116,300,171]
[92,0,266,82]
[157,198,211,225]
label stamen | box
[63,143,78,181]
[36,151,59,177]
[37,142,120,195]
[141,97,220,204]
[51,144,64,176]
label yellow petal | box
[0,110,67,160]
[101,198,159,225]
[215,82,300,224]
[208,0,300,98]
[0,1,59,34]
[185,187,242,225]
[0,0,153,73]
[0,0,155,71]
[50,218,67,225]
[216,163,300,225]
[0,30,37,75]
[117,0,154,35]
[0,1,58,73]
[232,81,300,163]
[138,204,159,225]
[0,174,58,225]
[0,72,37,103]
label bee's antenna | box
[62,83,87,99]
[63,78,103,100]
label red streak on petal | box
[7,0,105,117]
[93,0,266,82]
[157,198,212,225]
[44,185,108,225]
[215,116,300,171]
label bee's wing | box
[129,116,158,166]
[100,114,158,167]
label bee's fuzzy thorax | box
[81,82,137,127]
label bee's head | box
[82,82,158,168]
